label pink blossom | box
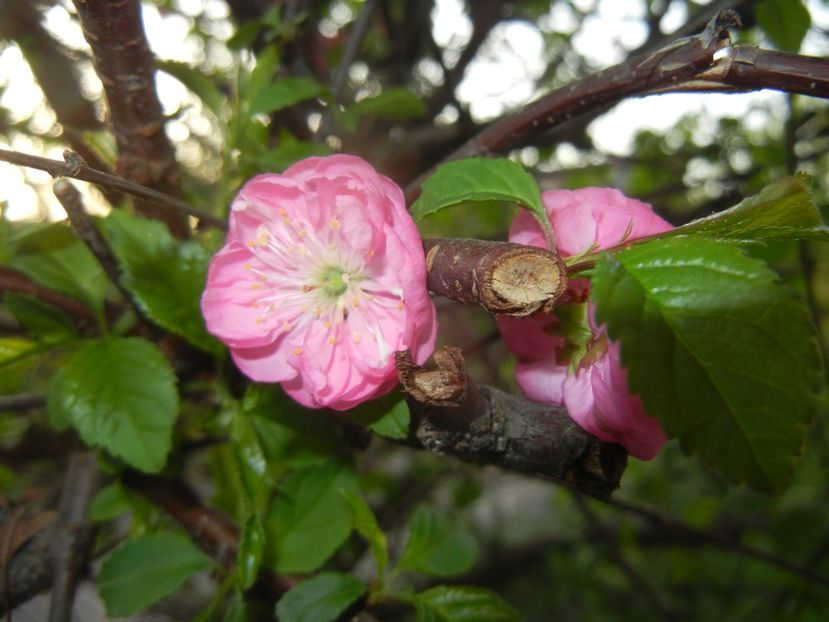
[498,188,672,459]
[201,155,437,410]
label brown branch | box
[72,0,189,237]
[0,394,46,412]
[53,178,147,320]
[0,267,100,333]
[396,348,627,501]
[122,472,295,595]
[0,148,226,230]
[423,238,567,317]
[48,452,100,622]
[0,507,56,616]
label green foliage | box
[102,210,219,352]
[413,585,521,622]
[398,504,480,577]
[756,0,811,52]
[410,158,550,235]
[276,573,367,622]
[350,392,411,439]
[592,237,823,492]
[249,77,326,116]
[264,459,357,573]
[349,88,427,120]
[98,532,213,617]
[342,489,389,578]
[47,337,179,472]
[3,293,78,344]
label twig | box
[0,267,99,333]
[52,178,147,320]
[608,497,829,587]
[72,0,189,237]
[0,394,45,412]
[423,238,567,317]
[121,471,295,595]
[48,452,100,622]
[0,149,226,230]
[396,347,627,500]
[571,493,680,620]
[0,507,55,617]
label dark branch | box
[423,238,567,317]
[0,148,226,230]
[48,452,100,622]
[396,348,627,500]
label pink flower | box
[498,188,672,459]
[201,155,437,410]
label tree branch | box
[72,0,189,237]
[396,347,627,500]
[423,238,567,317]
[0,148,226,230]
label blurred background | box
[2,0,829,620]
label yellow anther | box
[328,336,337,345]
[293,347,302,355]
[244,262,252,270]
[330,219,340,230]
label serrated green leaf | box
[258,130,333,172]
[9,223,106,313]
[265,459,357,573]
[98,532,213,617]
[101,210,218,352]
[276,572,366,622]
[351,88,426,120]
[342,490,388,578]
[592,237,822,492]
[670,176,828,242]
[414,585,520,622]
[350,393,411,439]
[410,158,549,234]
[756,0,810,52]
[249,77,325,116]
[231,404,273,514]
[47,337,179,472]
[398,505,479,577]
[238,514,265,589]
[157,60,225,118]
[4,293,78,344]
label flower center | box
[317,265,352,298]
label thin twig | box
[608,497,829,587]
[0,148,226,230]
[0,394,45,412]
[48,452,100,622]
[571,493,680,620]
[52,178,147,320]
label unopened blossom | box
[201,155,437,410]
[498,188,672,459]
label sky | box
[0,0,827,220]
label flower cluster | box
[201,155,436,410]
[498,188,671,459]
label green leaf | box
[398,505,479,577]
[249,77,326,116]
[47,337,179,473]
[342,490,388,578]
[410,158,549,234]
[265,459,357,573]
[9,223,106,313]
[244,384,348,470]
[258,129,333,172]
[276,572,366,622]
[350,88,427,120]
[90,483,131,521]
[4,293,78,344]
[591,237,822,492]
[157,60,225,118]
[101,210,218,352]
[756,0,811,52]
[0,337,37,367]
[238,514,265,590]
[414,585,520,622]
[98,532,213,617]
[350,393,411,439]
[670,176,828,242]
[231,404,273,514]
